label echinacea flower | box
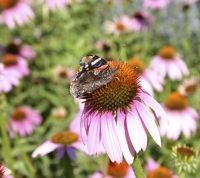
[1,53,29,78]
[0,0,34,29]
[143,0,170,10]
[128,57,164,96]
[149,45,189,80]
[105,16,133,35]
[172,145,199,174]
[0,63,20,93]
[71,59,166,164]
[146,159,178,178]
[46,0,69,11]
[178,77,199,96]
[53,65,76,82]
[5,38,35,60]
[159,92,199,140]
[0,164,13,178]
[9,106,42,137]
[32,115,86,159]
[129,11,152,32]
[90,161,136,178]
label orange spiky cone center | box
[127,57,146,74]
[107,161,129,178]
[165,92,188,110]
[158,46,176,60]
[147,166,173,178]
[51,131,79,146]
[185,84,198,94]
[83,61,140,112]
[12,108,26,121]
[1,54,18,66]
[0,0,18,9]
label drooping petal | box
[101,113,122,163]
[135,101,161,146]
[116,112,134,164]
[32,140,60,158]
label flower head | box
[5,38,35,60]
[32,114,87,159]
[90,161,136,178]
[172,145,199,174]
[9,106,42,137]
[128,57,164,96]
[178,77,199,96]
[53,65,76,81]
[150,45,189,80]
[0,0,34,29]
[71,57,166,164]
[129,11,152,32]
[159,92,199,140]
[146,159,177,178]
[143,0,170,10]
[51,107,67,120]
[105,16,133,35]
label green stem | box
[15,136,35,178]
[132,157,146,178]
[62,154,74,178]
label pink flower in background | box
[159,92,199,140]
[105,16,133,35]
[129,11,152,32]
[9,106,42,137]
[128,57,164,96]
[143,0,170,9]
[178,77,199,96]
[5,38,35,60]
[149,45,189,81]
[73,61,166,164]
[1,53,30,78]
[146,159,178,178]
[0,164,13,178]
[0,0,34,29]
[0,63,21,93]
[47,0,69,11]
[53,65,76,81]
[90,161,136,178]
[32,113,86,159]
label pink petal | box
[87,114,101,155]
[116,112,134,164]
[135,101,161,146]
[101,113,122,163]
[32,140,60,158]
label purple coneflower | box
[178,77,199,96]
[75,60,166,164]
[90,161,136,178]
[0,0,34,29]
[0,164,12,178]
[105,16,133,35]
[143,0,169,10]
[149,45,189,80]
[1,53,29,78]
[0,63,20,93]
[129,11,152,32]
[146,159,178,178]
[159,92,199,140]
[9,106,42,137]
[5,38,35,60]
[128,57,164,96]
[46,0,69,11]
[32,114,86,159]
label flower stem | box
[62,154,74,178]
[132,157,145,178]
